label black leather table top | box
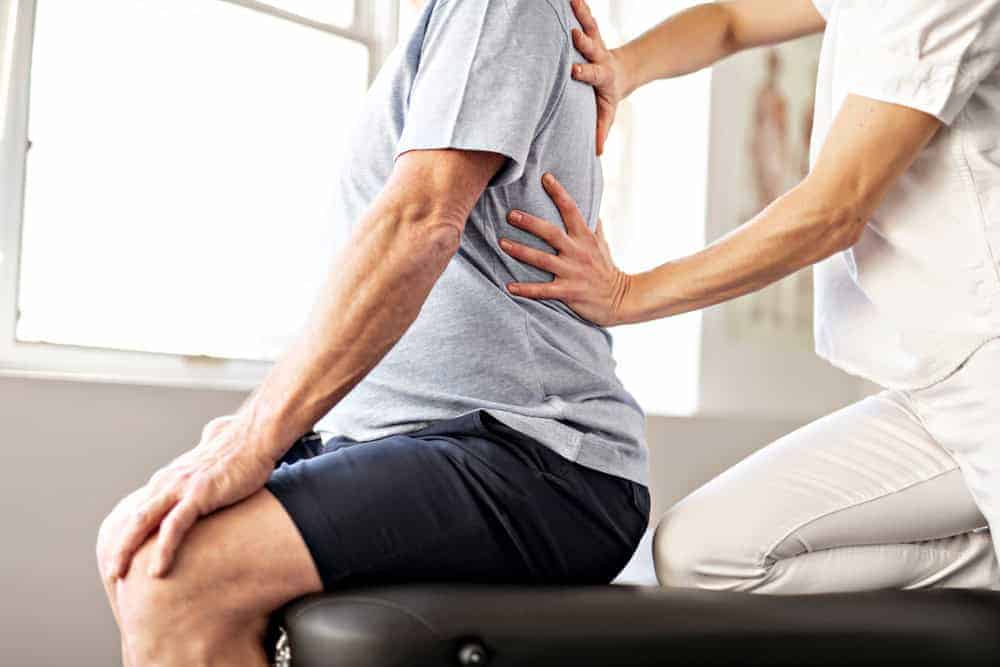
[274,585,1000,666]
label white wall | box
[0,376,246,667]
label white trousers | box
[654,339,1000,593]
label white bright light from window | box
[0,0,20,132]
[398,0,422,38]
[585,1,709,416]
[265,0,354,26]
[21,0,709,416]
[19,0,368,360]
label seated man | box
[95,0,649,664]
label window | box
[266,0,354,27]
[1,0,397,387]
[2,0,709,414]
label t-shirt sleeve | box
[842,0,1000,125]
[396,0,568,186]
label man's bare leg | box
[98,488,322,666]
[99,487,151,666]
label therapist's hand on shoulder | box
[569,0,626,155]
[502,173,631,327]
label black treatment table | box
[268,585,1000,666]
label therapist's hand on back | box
[500,5,632,327]
[569,0,627,155]
[498,0,635,327]
[502,173,631,327]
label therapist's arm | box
[501,95,941,325]
[570,0,825,153]
[106,149,504,579]
[611,0,824,94]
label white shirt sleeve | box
[843,0,1000,125]
[810,0,833,20]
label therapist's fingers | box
[572,0,604,46]
[507,280,568,301]
[596,110,614,158]
[595,218,609,244]
[499,239,565,275]
[572,62,612,88]
[542,174,589,237]
[506,210,569,250]
[572,29,600,62]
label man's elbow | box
[423,221,464,260]
[394,198,466,260]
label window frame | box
[0,0,400,390]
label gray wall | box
[1,376,245,667]
[1,374,814,667]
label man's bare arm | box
[107,148,503,579]
[246,149,505,458]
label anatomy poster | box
[717,37,823,344]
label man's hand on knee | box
[102,414,275,582]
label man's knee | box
[115,530,251,664]
[96,506,123,587]
[115,491,307,644]
[653,495,772,592]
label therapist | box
[502,0,1000,592]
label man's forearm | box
[238,207,462,462]
[230,149,503,463]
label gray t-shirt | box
[315,0,648,485]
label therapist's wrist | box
[612,44,641,99]
[610,271,640,326]
[615,269,677,325]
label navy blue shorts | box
[264,411,649,590]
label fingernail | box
[500,239,512,250]
[509,211,522,223]
[574,64,582,76]
[508,284,520,294]
[543,173,554,185]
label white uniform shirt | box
[809,0,1000,389]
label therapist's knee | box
[653,495,770,592]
